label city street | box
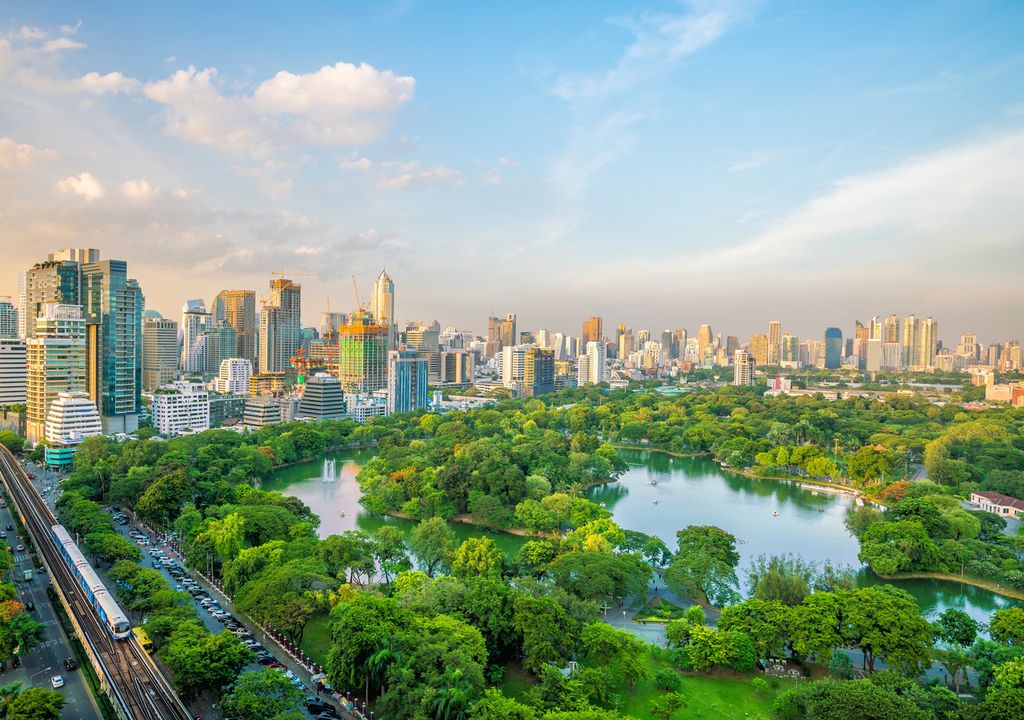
[0,496,99,720]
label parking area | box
[109,511,342,720]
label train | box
[51,524,131,640]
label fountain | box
[322,458,337,483]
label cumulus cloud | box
[56,171,105,201]
[121,179,158,199]
[375,161,462,190]
[0,137,59,168]
[76,71,140,95]
[143,61,415,157]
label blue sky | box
[1,0,1022,343]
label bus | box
[132,627,153,653]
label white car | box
[50,675,65,689]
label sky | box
[1,0,1022,344]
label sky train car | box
[51,524,131,640]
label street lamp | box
[28,666,53,685]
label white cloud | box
[552,0,748,101]
[56,171,105,201]
[339,155,374,172]
[143,61,415,157]
[76,71,140,95]
[376,161,462,190]
[484,168,503,185]
[41,37,84,53]
[0,137,59,168]
[121,179,158,199]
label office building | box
[26,304,86,443]
[23,258,83,339]
[336,310,389,393]
[866,338,882,372]
[180,299,211,374]
[213,358,253,395]
[733,350,755,386]
[919,317,938,369]
[259,278,302,373]
[152,379,210,436]
[767,321,781,365]
[249,371,287,397]
[387,350,428,415]
[501,344,528,390]
[440,350,475,385]
[80,259,143,434]
[696,324,714,365]
[297,372,345,420]
[213,290,257,368]
[486,313,517,357]
[0,299,17,339]
[824,327,843,369]
[750,333,769,366]
[524,347,555,396]
[203,324,237,377]
[370,270,395,326]
[344,393,387,423]
[243,397,282,427]
[405,322,441,383]
[902,315,920,368]
[781,334,799,364]
[577,341,607,386]
[43,391,102,467]
[582,316,603,347]
[142,312,179,391]
[0,339,27,405]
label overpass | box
[0,446,193,720]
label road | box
[0,446,194,720]
[0,498,99,720]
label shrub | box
[654,668,683,692]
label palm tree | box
[430,669,472,720]
[367,637,399,701]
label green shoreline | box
[873,571,1024,602]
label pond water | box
[263,447,1018,623]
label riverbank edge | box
[873,571,1024,601]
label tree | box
[933,608,979,648]
[648,692,686,720]
[327,594,409,703]
[745,554,815,605]
[372,526,412,584]
[0,606,44,662]
[451,537,504,579]
[512,595,578,674]
[5,687,65,720]
[664,526,740,606]
[973,657,1024,720]
[0,431,25,455]
[683,625,756,672]
[468,689,537,720]
[162,624,255,697]
[410,517,458,577]
[716,598,791,658]
[842,586,932,675]
[579,622,648,687]
[547,551,648,602]
[221,668,304,720]
[772,679,929,720]
[990,607,1024,646]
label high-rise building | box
[672,329,687,361]
[661,330,675,360]
[501,344,528,390]
[767,321,782,365]
[919,317,938,369]
[524,347,555,397]
[582,316,603,347]
[866,338,882,372]
[824,327,843,369]
[259,278,302,373]
[320,311,347,344]
[440,350,475,385]
[297,373,346,420]
[0,339,27,405]
[214,290,257,368]
[902,315,920,368]
[618,327,634,360]
[23,259,82,339]
[733,350,755,386]
[0,298,17,339]
[142,312,179,391]
[203,324,237,377]
[781,334,799,363]
[27,304,86,443]
[868,316,883,341]
[883,314,900,344]
[213,358,253,395]
[80,259,143,435]
[16,273,26,339]
[750,333,769,366]
[152,379,210,436]
[387,350,428,415]
[370,270,395,326]
[405,322,441,383]
[696,324,714,365]
[180,300,211,373]
[336,310,388,393]
[43,391,101,467]
[578,341,607,386]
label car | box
[316,711,340,720]
[232,629,251,638]
[4,525,11,531]
[174,585,184,592]
[306,700,329,714]
[25,601,34,611]
[50,675,64,689]
[63,658,78,671]
[15,545,23,552]
[257,655,277,666]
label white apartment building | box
[0,339,27,405]
[213,358,253,395]
[43,391,102,467]
[152,379,210,436]
[577,341,607,386]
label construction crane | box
[351,274,367,312]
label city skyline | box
[1,2,1023,340]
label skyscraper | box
[180,299,211,374]
[781,334,799,363]
[142,312,179,391]
[902,315,920,368]
[824,327,843,369]
[524,347,555,397]
[371,270,395,326]
[0,298,17,339]
[80,258,143,434]
[883,314,900,344]
[387,350,428,415]
[23,258,82,338]
[259,278,302,373]
[405,322,441,383]
[919,316,938,369]
[767,321,782,365]
[582,316,603,347]
[214,290,257,368]
[733,350,755,386]
[336,310,388,393]
[0,339,27,405]
[750,333,769,366]
[203,324,238,377]
[27,304,86,443]
[580,341,607,385]
[696,324,713,365]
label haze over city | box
[1,1,1023,340]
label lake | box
[263,447,1018,623]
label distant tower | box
[259,278,302,373]
[371,270,395,326]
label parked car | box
[50,675,64,689]
[63,658,78,671]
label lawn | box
[300,612,332,667]
[501,655,798,720]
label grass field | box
[300,612,332,666]
[502,655,798,720]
